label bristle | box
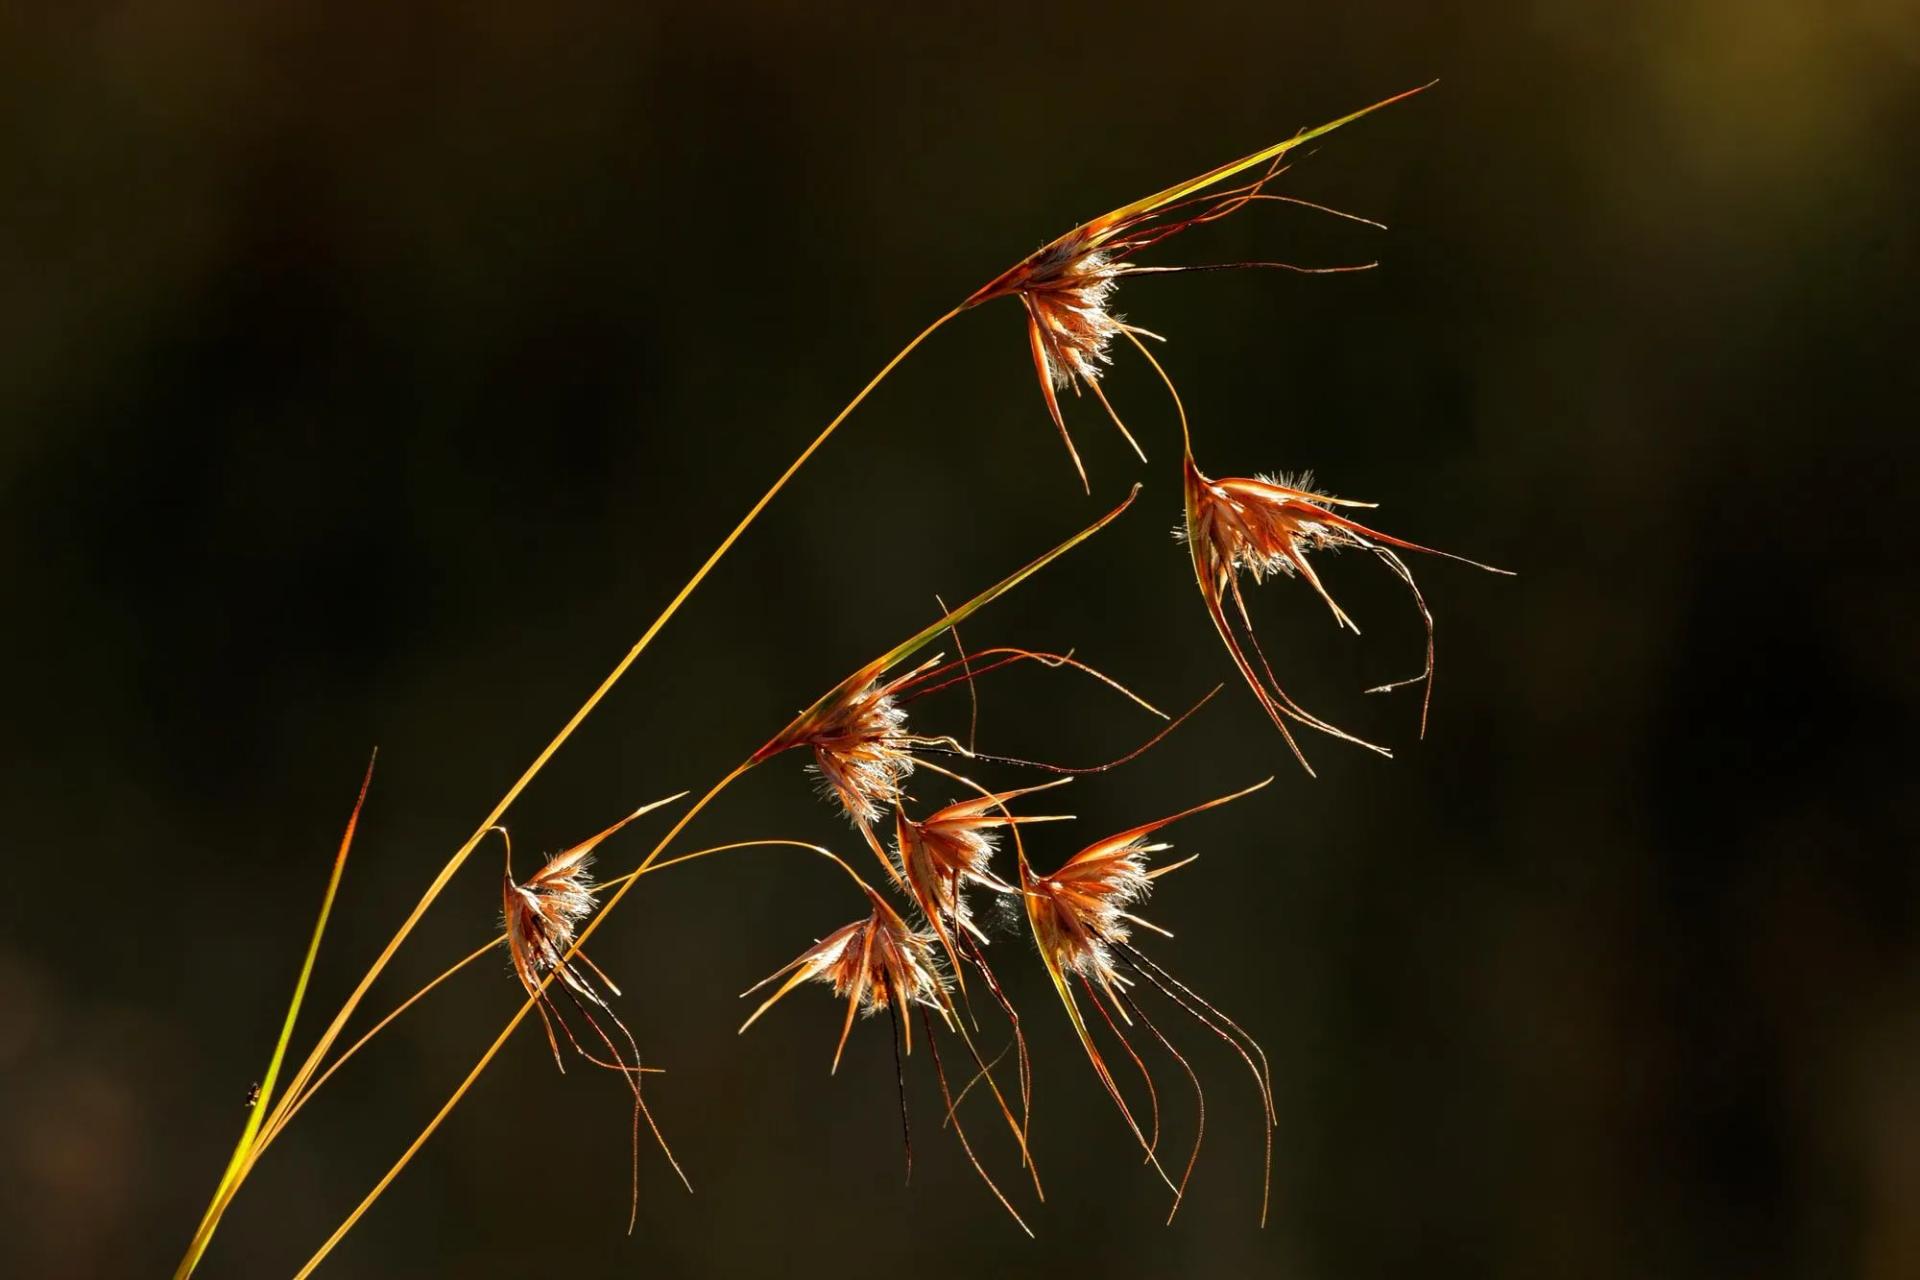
[1120,989,1205,1225]
[1120,944,1275,1227]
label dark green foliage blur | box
[2,3,1915,1277]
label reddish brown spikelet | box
[750,486,1139,860]
[1021,780,1274,1220]
[499,808,691,1225]
[895,779,1072,946]
[790,664,925,829]
[502,819,622,1045]
[739,886,950,1074]
[739,886,1040,1231]
[752,657,955,884]
[1021,792,1221,996]
[991,237,1144,489]
[1182,455,1511,770]
[961,87,1429,487]
[892,773,1076,1173]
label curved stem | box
[1122,327,1190,456]
[603,837,871,894]
[196,306,962,1277]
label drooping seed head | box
[759,661,934,828]
[898,804,998,932]
[1023,830,1158,990]
[895,779,1072,940]
[495,800,694,1220]
[1020,242,1126,395]
[1183,455,1511,766]
[805,679,916,826]
[1186,465,1381,609]
[962,87,1430,486]
[1022,781,1269,990]
[981,234,1131,456]
[812,899,946,1018]
[502,841,601,996]
[753,487,1141,839]
[495,801,680,997]
[740,888,951,1072]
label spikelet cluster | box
[502,844,599,993]
[1183,454,1509,766]
[1022,826,1159,988]
[742,888,949,1053]
[805,677,917,826]
[1006,240,1128,401]
[964,87,1431,487]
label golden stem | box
[181,306,960,1279]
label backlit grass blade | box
[173,752,376,1279]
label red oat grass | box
[962,85,1430,489]
[216,88,1488,1273]
[1020,778,1277,1224]
[752,487,1142,872]
[1182,455,1512,772]
[740,882,1040,1233]
[740,885,951,1072]
[895,779,1073,962]
[894,773,1077,1150]
[499,797,691,1229]
[283,498,1151,1273]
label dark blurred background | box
[4,2,1917,1277]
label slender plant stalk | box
[174,755,374,1279]
[177,305,961,1278]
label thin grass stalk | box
[179,306,964,1278]
[174,754,374,1279]
[259,937,504,1148]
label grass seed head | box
[962,86,1430,486]
[894,779,1071,939]
[741,888,951,1072]
[1023,825,1161,990]
[498,809,693,1222]
[760,663,932,829]
[805,679,917,827]
[1183,457,1510,767]
[1021,779,1267,993]
[1019,780,1276,1223]
[898,802,1001,935]
[502,840,600,994]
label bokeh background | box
[4,2,1917,1277]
